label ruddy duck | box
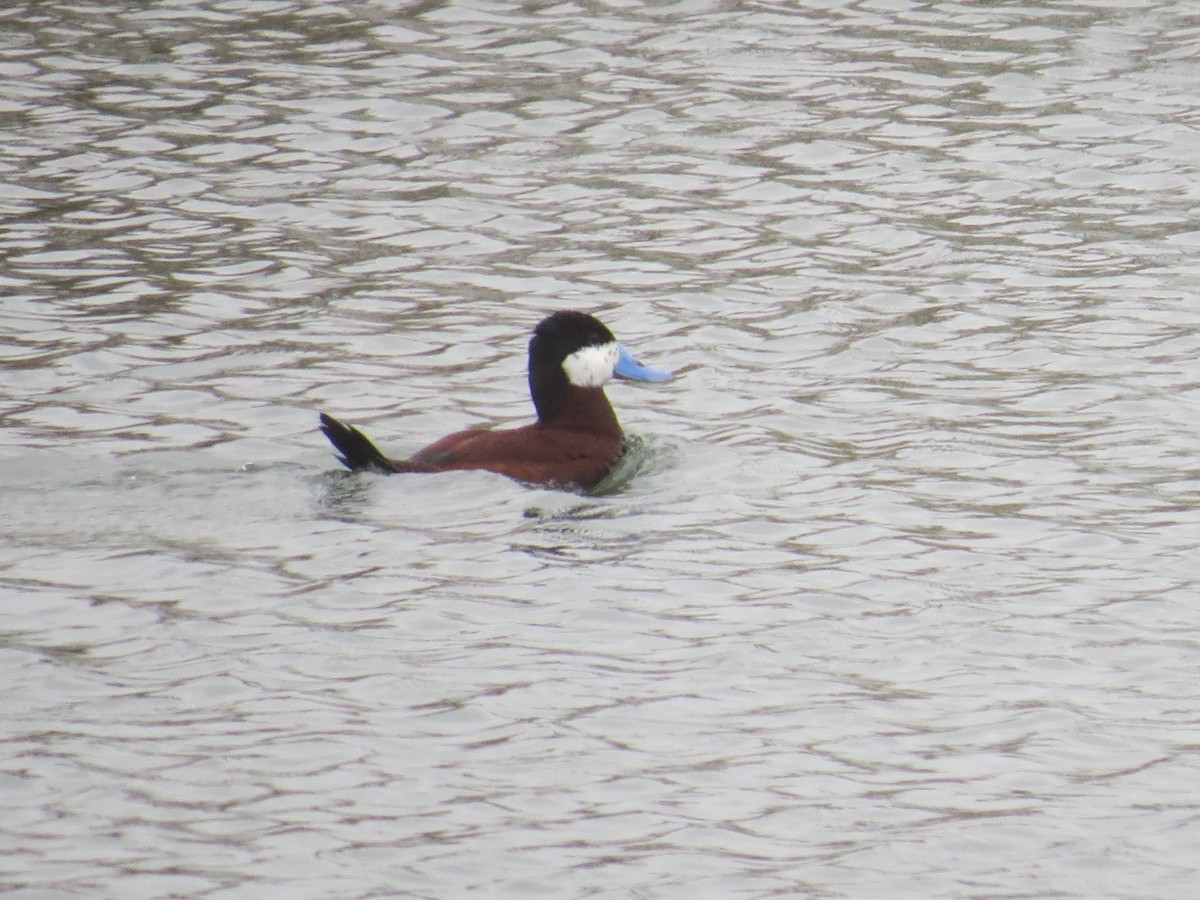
[319,311,671,489]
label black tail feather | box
[319,413,395,474]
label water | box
[4,1,1200,897]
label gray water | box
[3,1,1200,897]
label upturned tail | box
[319,413,395,474]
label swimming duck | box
[319,311,670,490]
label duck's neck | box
[537,386,621,435]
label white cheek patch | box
[562,341,619,388]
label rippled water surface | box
[5,1,1200,897]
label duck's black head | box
[527,311,619,423]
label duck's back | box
[405,420,623,488]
